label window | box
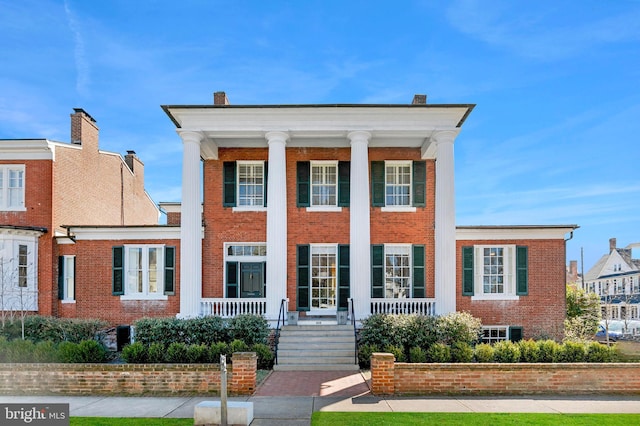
[371,244,425,299]
[227,244,266,257]
[112,245,175,299]
[237,162,264,207]
[18,244,28,288]
[0,165,25,210]
[371,161,426,208]
[385,245,411,298]
[462,245,528,299]
[311,245,337,309]
[482,326,507,344]
[223,161,267,209]
[224,243,267,298]
[0,235,38,311]
[633,276,639,294]
[311,162,337,206]
[58,256,75,302]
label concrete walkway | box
[2,370,640,425]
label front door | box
[310,246,337,314]
[241,262,264,298]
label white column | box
[265,131,288,321]
[348,131,372,321]
[433,129,459,315]
[178,131,203,318]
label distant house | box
[0,109,159,317]
[581,238,640,333]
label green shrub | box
[57,341,80,363]
[32,341,59,363]
[518,339,540,363]
[147,343,166,363]
[359,314,403,349]
[75,340,107,363]
[409,346,427,363]
[383,344,406,362]
[229,339,249,353]
[121,342,147,363]
[404,315,439,350]
[1,316,107,344]
[585,342,614,363]
[426,343,450,363]
[209,342,230,363]
[450,341,474,363]
[493,341,521,363]
[252,343,275,369]
[358,343,379,369]
[558,341,586,363]
[474,343,494,362]
[228,315,269,346]
[166,342,188,363]
[186,344,209,363]
[0,338,35,362]
[436,312,482,346]
[537,340,560,362]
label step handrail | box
[274,298,287,365]
[349,298,358,365]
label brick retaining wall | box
[0,352,257,396]
[371,352,640,396]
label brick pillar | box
[371,352,395,395]
[230,352,257,395]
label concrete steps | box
[274,324,359,371]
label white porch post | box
[348,131,372,321]
[178,130,203,318]
[265,131,288,321]
[433,129,459,315]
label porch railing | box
[370,298,436,316]
[200,298,267,318]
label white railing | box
[370,298,437,316]
[200,298,267,318]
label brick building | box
[0,109,159,317]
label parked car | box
[595,325,622,342]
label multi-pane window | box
[237,162,264,207]
[482,326,508,344]
[125,246,163,297]
[483,247,504,294]
[18,244,28,288]
[311,245,337,309]
[633,276,639,294]
[385,162,411,206]
[0,165,25,210]
[311,162,337,206]
[227,244,266,257]
[385,245,411,298]
[63,256,75,301]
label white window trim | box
[471,245,520,301]
[384,160,412,208]
[235,161,265,210]
[384,244,412,299]
[310,160,338,208]
[61,255,76,303]
[481,325,509,344]
[309,243,338,314]
[223,242,267,299]
[120,244,168,301]
[0,165,26,211]
[0,235,38,310]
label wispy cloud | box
[64,0,89,96]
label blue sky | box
[1,0,639,270]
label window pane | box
[127,248,142,293]
[311,164,337,206]
[238,163,264,206]
[385,164,411,206]
[384,246,411,298]
[148,248,158,293]
[311,246,337,309]
[18,244,28,287]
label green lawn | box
[71,413,640,426]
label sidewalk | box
[2,370,640,425]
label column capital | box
[348,131,371,145]
[265,131,289,145]
[177,130,204,144]
[432,129,460,145]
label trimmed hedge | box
[0,316,107,344]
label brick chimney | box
[70,108,99,151]
[412,94,427,105]
[214,91,230,105]
[124,150,137,173]
[610,238,617,253]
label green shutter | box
[223,161,236,207]
[412,161,426,207]
[462,246,474,296]
[297,161,310,207]
[112,246,124,296]
[371,161,385,207]
[164,246,175,295]
[371,245,384,298]
[338,244,350,310]
[516,246,528,295]
[338,161,350,207]
[263,161,268,207]
[297,245,310,310]
[57,256,64,300]
[412,245,425,298]
[226,261,238,298]
[509,326,523,342]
